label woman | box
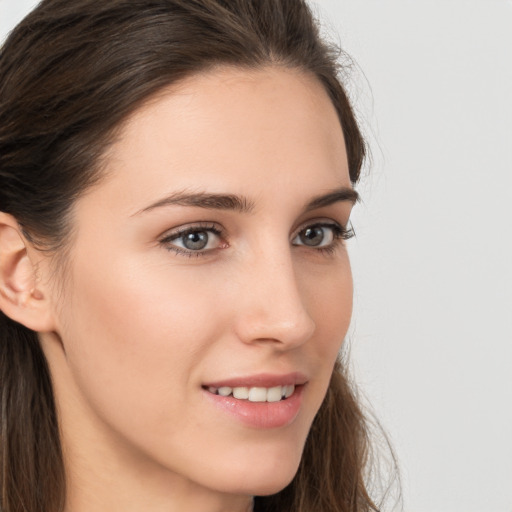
[0,1,380,511]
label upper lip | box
[202,372,308,389]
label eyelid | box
[159,221,223,240]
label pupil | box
[183,231,208,250]
[300,226,324,246]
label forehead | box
[89,66,350,213]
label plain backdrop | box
[1,1,511,511]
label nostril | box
[235,309,315,349]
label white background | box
[1,1,511,511]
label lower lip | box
[202,385,305,429]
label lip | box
[202,372,308,389]
[201,373,307,429]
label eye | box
[160,223,225,255]
[292,222,353,249]
[293,225,334,247]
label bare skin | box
[0,66,355,512]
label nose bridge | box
[234,242,316,347]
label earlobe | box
[0,213,56,332]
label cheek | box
[286,254,353,415]
[65,253,220,348]
[304,257,353,353]
[58,253,226,433]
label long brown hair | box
[0,1,382,511]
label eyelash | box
[159,221,355,258]
[308,222,355,256]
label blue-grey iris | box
[183,231,209,250]
[299,226,324,246]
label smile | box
[202,373,307,427]
[206,385,295,402]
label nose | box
[232,246,316,350]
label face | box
[41,66,356,505]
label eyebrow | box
[135,187,359,216]
[304,187,360,211]
[136,191,255,215]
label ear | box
[0,213,56,332]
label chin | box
[247,471,298,497]
[207,446,303,497]
[215,470,298,498]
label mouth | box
[204,384,297,403]
[201,373,307,428]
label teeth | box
[218,386,232,397]
[248,387,267,402]
[207,384,296,402]
[232,387,249,399]
[266,386,283,402]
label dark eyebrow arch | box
[135,191,255,215]
[305,187,360,211]
[135,186,358,216]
